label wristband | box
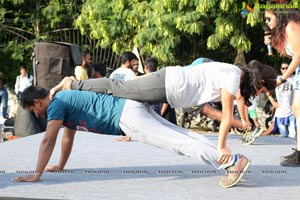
[279,77,287,83]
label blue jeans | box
[275,114,297,138]
[0,87,8,118]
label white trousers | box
[119,100,234,170]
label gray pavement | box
[0,129,299,200]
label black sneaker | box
[280,149,300,167]
[280,148,297,161]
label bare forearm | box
[283,57,300,79]
[218,117,231,148]
[35,139,56,178]
[57,132,75,169]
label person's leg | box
[287,114,297,139]
[178,108,187,127]
[119,100,250,187]
[292,90,300,151]
[292,68,300,150]
[280,71,300,166]
[72,68,167,103]
[248,110,260,127]
[119,100,233,169]
[201,103,243,129]
[1,88,8,118]
[276,118,288,138]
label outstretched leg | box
[119,100,251,187]
[71,68,167,103]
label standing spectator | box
[109,52,138,81]
[142,57,161,114]
[91,62,106,78]
[0,75,8,118]
[75,51,92,80]
[266,62,296,138]
[14,66,33,100]
[109,52,137,141]
[264,3,300,166]
[141,57,177,124]
[248,96,260,128]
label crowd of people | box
[0,0,298,189]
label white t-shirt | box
[248,96,257,111]
[15,74,33,94]
[275,75,294,117]
[109,67,135,81]
[165,62,241,108]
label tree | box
[0,0,82,88]
[75,0,263,64]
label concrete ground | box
[0,129,299,200]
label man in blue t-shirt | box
[13,86,250,188]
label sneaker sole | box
[243,129,264,145]
[280,160,300,167]
[219,160,251,188]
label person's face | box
[83,54,92,68]
[129,59,139,70]
[280,63,288,74]
[132,64,138,72]
[26,100,47,118]
[20,68,27,76]
[265,11,277,30]
[91,69,102,78]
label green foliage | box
[0,0,82,87]
[76,0,266,63]
[1,0,284,87]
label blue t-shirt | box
[47,90,126,135]
[186,57,213,67]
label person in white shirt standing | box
[267,62,296,139]
[15,66,33,100]
[109,52,138,81]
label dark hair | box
[121,52,138,64]
[82,51,90,58]
[20,86,49,108]
[239,60,278,106]
[0,74,6,85]
[92,62,106,77]
[20,66,28,70]
[145,57,158,72]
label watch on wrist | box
[280,77,287,83]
